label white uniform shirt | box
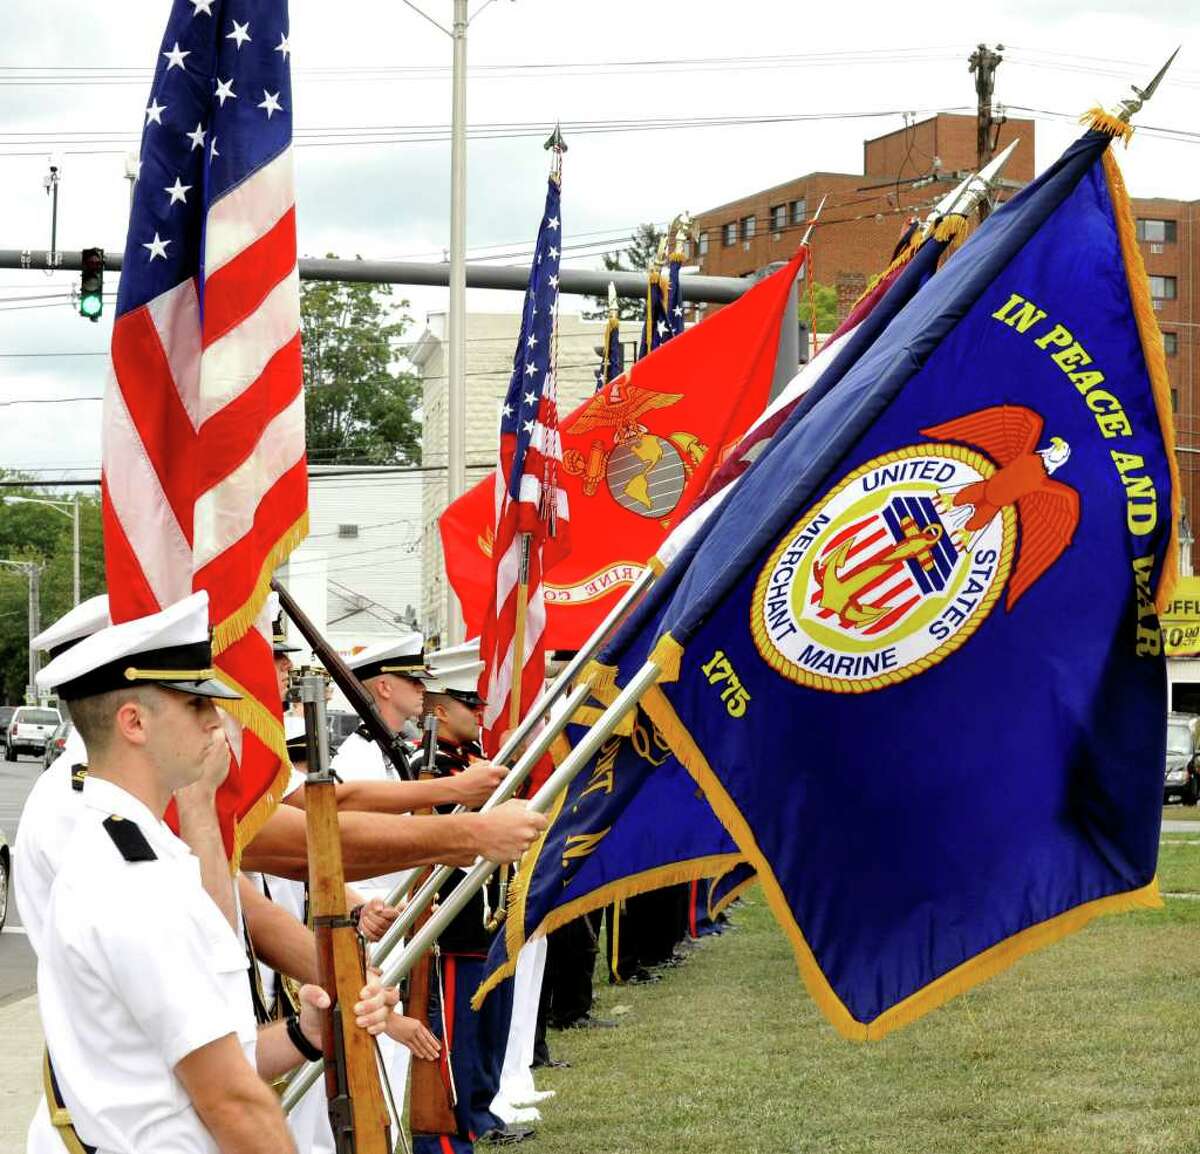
[330,730,407,898]
[38,779,257,1154]
[14,731,88,956]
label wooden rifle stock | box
[302,679,391,1154]
[273,578,414,781]
[407,713,460,1136]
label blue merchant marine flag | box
[474,207,978,1001]
[602,118,1178,1040]
[473,688,741,1005]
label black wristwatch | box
[286,1012,323,1063]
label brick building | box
[692,113,1034,313]
[694,112,1200,566]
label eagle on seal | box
[921,404,1080,611]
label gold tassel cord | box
[1101,146,1181,611]
[1081,107,1135,147]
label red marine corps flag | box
[102,0,306,859]
[442,250,805,648]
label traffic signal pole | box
[0,249,753,304]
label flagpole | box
[360,561,657,960]
[508,534,532,731]
[446,0,469,645]
[280,661,663,1114]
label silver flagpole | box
[373,565,657,914]
[282,659,663,1113]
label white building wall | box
[277,471,424,658]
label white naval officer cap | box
[425,659,486,709]
[346,632,432,683]
[36,590,240,703]
[31,594,111,660]
[427,638,480,670]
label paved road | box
[0,755,40,1005]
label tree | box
[802,281,840,334]
[0,486,105,703]
[584,222,666,321]
[301,257,422,466]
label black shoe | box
[627,967,661,984]
[561,1014,618,1030]
[531,1055,571,1069]
[478,1123,537,1145]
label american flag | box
[638,244,685,358]
[103,0,305,856]
[479,171,570,750]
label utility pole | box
[0,560,43,702]
[72,494,80,607]
[446,0,469,645]
[28,563,41,700]
[968,43,1005,221]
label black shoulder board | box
[70,764,88,793]
[355,723,371,741]
[102,815,157,862]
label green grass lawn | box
[1163,804,1200,822]
[529,848,1200,1154]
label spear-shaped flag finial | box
[800,194,828,247]
[1115,46,1180,123]
[544,121,568,153]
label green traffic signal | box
[80,247,104,322]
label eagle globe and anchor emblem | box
[751,405,1081,693]
[561,380,708,520]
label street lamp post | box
[5,495,80,606]
[0,559,43,701]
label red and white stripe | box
[103,146,305,855]
[480,392,570,749]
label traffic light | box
[79,247,104,321]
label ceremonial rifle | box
[274,578,415,781]
[405,712,460,1136]
[301,675,392,1153]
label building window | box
[1136,218,1177,244]
[741,215,756,240]
[1171,388,1178,411]
[723,222,737,247]
[771,204,787,232]
[337,524,359,539]
[1164,331,1179,356]
[698,231,709,256]
[1149,275,1177,300]
[790,198,807,225]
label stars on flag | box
[226,20,252,48]
[275,33,291,58]
[186,122,207,150]
[546,216,560,230]
[189,0,214,15]
[143,233,171,261]
[164,177,191,206]
[214,77,236,106]
[163,42,189,71]
[523,390,537,406]
[524,363,537,377]
[146,98,167,125]
[258,90,283,119]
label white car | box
[5,706,62,761]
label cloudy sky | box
[0,0,1194,476]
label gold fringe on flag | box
[1081,107,1135,146]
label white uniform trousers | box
[490,937,549,1118]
